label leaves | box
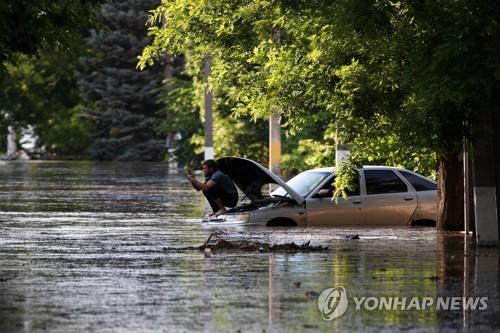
[333,158,361,201]
[139,0,499,186]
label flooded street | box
[0,161,499,332]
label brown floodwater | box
[0,161,498,332]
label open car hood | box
[217,157,304,205]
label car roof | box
[306,165,406,173]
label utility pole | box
[269,110,281,175]
[204,53,214,161]
[164,54,178,172]
[335,125,349,168]
[269,29,284,176]
[7,125,16,158]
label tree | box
[0,0,104,157]
[78,0,165,161]
[322,0,500,230]
[0,48,93,157]
[157,54,269,168]
[140,0,500,230]
[0,0,103,77]
[139,0,437,168]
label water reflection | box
[0,161,498,332]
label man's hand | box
[186,169,194,182]
[187,176,215,192]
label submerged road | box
[0,161,498,332]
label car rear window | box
[399,170,437,191]
[364,170,408,195]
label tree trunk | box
[437,153,464,230]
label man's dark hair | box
[202,159,218,170]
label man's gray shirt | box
[206,170,238,196]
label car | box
[202,157,437,227]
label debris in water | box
[305,290,319,299]
[197,232,328,253]
[204,248,212,257]
[346,234,360,239]
[303,324,319,329]
[294,281,301,288]
[0,274,16,282]
[162,232,328,253]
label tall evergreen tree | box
[79,0,165,161]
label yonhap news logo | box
[318,287,349,320]
[318,286,488,321]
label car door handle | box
[353,199,362,204]
[404,196,414,201]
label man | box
[187,159,238,216]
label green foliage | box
[39,105,93,157]
[0,49,93,157]
[342,115,438,178]
[333,158,361,200]
[281,139,335,177]
[154,54,269,167]
[0,0,104,77]
[194,113,268,165]
[156,75,203,166]
[139,0,498,197]
[79,0,166,161]
[0,1,104,157]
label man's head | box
[202,159,218,177]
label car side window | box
[320,175,360,197]
[364,170,408,195]
[399,171,437,191]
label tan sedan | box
[202,157,437,227]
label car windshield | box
[272,171,331,198]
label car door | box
[306,173,365,226]
[362,169,418,225]
[397,170,438,222]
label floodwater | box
[0,161,498,333]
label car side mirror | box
[314,189,333,198]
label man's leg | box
[203,188,221,215]
[212,198,226,216]
[210,193,238,216]
[203,187,229,216]
[221,192,238,209]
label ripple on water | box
[0,161,497,332]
